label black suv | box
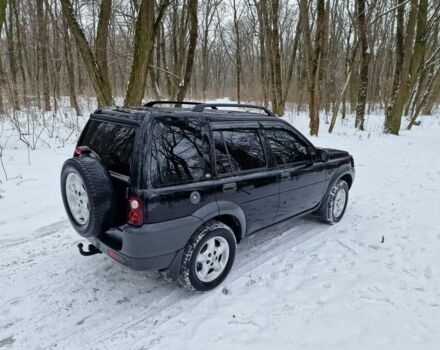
[61,101,354,291]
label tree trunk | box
[355,0,369,131]
[299,0,325,136]
[62,16,81,116]
[176,0,198,102]
[384,0,423,135]
[95,0,112,96]
[231,0,241,103]
[255,1,268,106]
[159,23,172,97]
[408,66,440,128]
[0,0,7,112]
[262,0,277,114]
[36,0,51,111]
[61,0,113,106]
[421,71,440,115]
[11,0,28,107]
[270,0,283,115]
[124,0,166,106]
[201,0,217,101]
[281,21,301,109]
[5,3,20,110]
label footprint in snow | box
[0,336,15,348]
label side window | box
[150,119,204,187]
[213,128,266,174]
[264,128,309,165]
[212,131,231,175]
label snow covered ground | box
[1,102,440,349]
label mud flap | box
[159,249,184,281]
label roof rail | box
[192,103,275,117]
[143,100,217,108]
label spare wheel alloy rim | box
[333,188,347,218]
[195,236,230,283]
[66,172,90,225]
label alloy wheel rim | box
[66,172,90,225]
[333,188,347,218]
[195,236,230,283]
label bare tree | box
[299,0,327,135]
[124,0,169,106]
[385,0,428,135]
[354,0,370,130]
[176,0,199,102]
[60,0,113,106]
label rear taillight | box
[74,145,91,156]
[128,196,144,226]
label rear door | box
[143,116,216,224]
[79,119,136,225]
[211,122,279,234]
[261,122,326,220]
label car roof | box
[91,102,284,125]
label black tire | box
[178,220,236,292]
[61,156,116,237]
[317,179,349,224]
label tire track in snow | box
[75,217,332,349]
[0,220,69,248]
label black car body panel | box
[73,104,355,279]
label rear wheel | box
[179,220,236,291]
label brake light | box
[128,196,144,226]
[75,146,91,156]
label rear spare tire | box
[61,156,116,237]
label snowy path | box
[1,114,440,349]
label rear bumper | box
[87,215,203,273]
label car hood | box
[321,148,350,159]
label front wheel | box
[317,179,349,224]
[178,220,236,292]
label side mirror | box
[316,148,329,162]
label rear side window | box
[213,129,266,175]
[212,131,231,175]
[150,118,204,187]
[80,120,135,175]
[264,128,309,164]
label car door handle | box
[281,172,290,180]
[222,182,237,192]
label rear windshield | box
[79,120,135,176]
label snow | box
[1,102,440,349]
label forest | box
[0,0,439,137]
[1,2,440,349]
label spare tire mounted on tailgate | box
[61,156,116,237]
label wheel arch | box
[318,165,354,212]
[340,173,353,188]
[192,200,246,243]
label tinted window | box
[265,128,309,164]
[214,129,266,173]
[150,118,204,186]
[80,120,135,175]
[213,131,232,175]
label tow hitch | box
[78,243,101,256]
